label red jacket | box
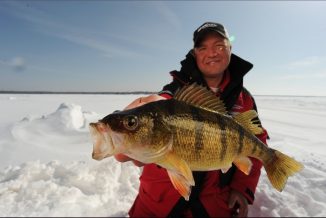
[129,53,268,217]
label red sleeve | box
[229,91,268,204]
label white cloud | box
[153,2,182,30]
[0,56,27,72]
[1,1,147,59]
[0,1,59,30]
[11,57,26,72]
[281,71,326,80]
[0,56,72,75]
[47,30,148,59]
[279,56,326,80]
[287,56,326,69]
[0,58,6,65]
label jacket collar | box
[228,53,253,83]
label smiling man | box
[115,22,269,217]
[192,23,232,90]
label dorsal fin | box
[174,83,227,115]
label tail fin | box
[264,150,304,191]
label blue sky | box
[1,1,326,96]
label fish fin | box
[264,150,304,192]
[166,170,192,201]
[233,157,253,175]
[221,166,232,173]
[233,110,264,135]
[157,151,194,201]
[174,83,227,115]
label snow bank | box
[0,99,141,216]
[0,159,140,217]
[1,102,100,168]
[14,102,91,132]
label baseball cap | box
[193,22,229,47]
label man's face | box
[194,33,231,79]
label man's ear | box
[228,40,232,50]
[190,48,196,58]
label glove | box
[228,189,248,217]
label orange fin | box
[233,157,253,175]
[166,170,192,201]
[157,151,194,201]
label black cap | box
[193,22,229,47]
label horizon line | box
[0,90,325,98]
[0,90,156,95]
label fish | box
[89,83,304,200]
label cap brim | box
[194,28,228,47]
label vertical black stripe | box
[150,103,161,146]
[251,138,258,154]
[237,124,245,154]
[151,100,174,146]
[165,99,176,133]
[217,114,227,161]
[190,106,204,150]
[258,140,267,157]
[166,99,176,116]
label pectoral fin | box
[221,166,232,174]
[233,157,253,175]
[157,151,194,201]
[166,170,192,201]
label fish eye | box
[123,115,139,131]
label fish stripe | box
[251,138,258,154]
[190,106,204,150]
[217,115,227,161]
[149,104,162,146]
[166,99,176,115]
[166,100,178,141]
[258,141,267,157]
[237,124,245,154]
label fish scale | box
[165,100,263,170]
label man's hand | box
[228,189,248,217]
[124,94,166,110]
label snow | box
[0,94,325,217]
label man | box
[115,22,268,217]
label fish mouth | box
[89,122,115,160]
